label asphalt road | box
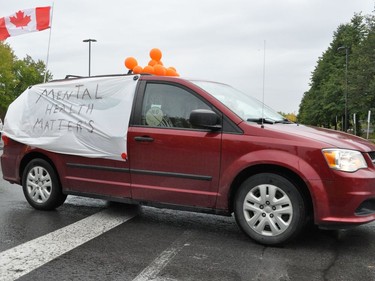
[0,150,375,281]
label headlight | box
[322,149,367,172]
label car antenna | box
[261,40,266,129]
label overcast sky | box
[1,0,374,113]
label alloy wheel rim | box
[26,166,52,204]
[243,184,293,236]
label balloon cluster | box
[124,48,179,76]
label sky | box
[1,0,374,114]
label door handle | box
[134,136,154,142]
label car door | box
[128,81,222,208]
[61,153,132,198]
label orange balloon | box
[148,59,157,66]
[142,65,154,74]
[166,67,177,76]
[150,48,162,61]
[124,57,138,70]
[168,66,176,72]
[133,65,143,74]
[154,64,166,76]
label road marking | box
[0,206,138,281]
[131,231,192,281]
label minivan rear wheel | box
[234,173,305,245]
[22,159,67,210]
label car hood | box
[260,123,375,152]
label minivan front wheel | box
[22,159,67,210]
[234,173,305,245]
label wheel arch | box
[228,164,314,221]
[19,152,61,187]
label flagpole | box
[44,3,54,83]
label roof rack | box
[49,73,148,83]
[64,75,83,79]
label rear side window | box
[141,83,211,129]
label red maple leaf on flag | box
[10,11,31,28]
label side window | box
[141,83,211,129]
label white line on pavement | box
[0,206,138,281]
[131,231,192,281]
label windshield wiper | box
[274,118,294,124]
[246,118,275,124]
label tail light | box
[2,134,9,146]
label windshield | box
[190,80,286,123]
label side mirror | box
[189,109,221,130]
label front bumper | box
[311,168,375,228]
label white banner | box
[4,75,139,161]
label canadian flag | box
[0,7,51,41]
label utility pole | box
[83,39,97,77]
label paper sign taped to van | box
[3,75,139,161]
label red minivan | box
[2,74,375,245]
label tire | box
[22,159,67,210]
[234,173,306,245]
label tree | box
[0,43,17,116]
[298,12,374,134]
[13,55,52,97]
[279,112,297,122]
[0,42,52,118]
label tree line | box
[0,42,51,119]
[298,12,375,135]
